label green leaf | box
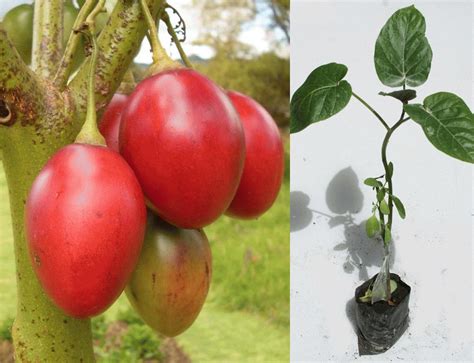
[377,189,386,202]
[365,215,380,238]
[374,5,432,87]
[404,92,474,163]
[360,279,397,303]
[392,196,406,219]
[290,63,352,133]
[384,228,392,243]
[379,200,390,215]
[390,279,398,293]
[364,178,382,188]
[379,89,417,103]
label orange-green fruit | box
[2,2,106,68]
[125,214,212,337]
[2,4,34,63]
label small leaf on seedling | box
[390,279,398,293]
[364,178,382,188]
[377,188,385,202]
[384,228,392,243]
[379,199,390,214]
[359,288,372,303]
[379,89,417,103]
[392,196,406,219]
[365,215,380,238]
[387,162,394,179]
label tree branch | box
[31,0,63,78]
[0,27,77,152]
[0,28,46,130]
[269,0,289,43]
[54,0,97,89]
[69,0,165,116]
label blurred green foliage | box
[204,139,289,326]
[93,308,162,362]
[196,52,289,127]
[0,317,13,342]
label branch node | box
[0,100,13,125]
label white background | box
[290,0,473,361]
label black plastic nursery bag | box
[354,273,411,355]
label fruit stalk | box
[54,0,97,89]
[75,0,106,146]
[162,9,193,68]
[139,0,178,74]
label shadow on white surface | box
[290,191,313,232]
[323,167,396,281]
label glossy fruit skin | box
[99,94,128,152]
[226,91,284,219]
[120,68,245,228]
[126,213,212,337]
[2,4,33,63]
[26,144,146,318]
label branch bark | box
[0,29,44,132]
[31,0,63,78]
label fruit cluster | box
[21,7,284,335]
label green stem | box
[378,112,409,301]
[352,92,390,130]
[140,0,171,65]
[162,11,193,68]
[381,115,408,234]
[54,0,97,89]
[31,0,63,78]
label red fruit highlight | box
[99,93,128,152]
[226,91,284,218]
[26,144,146,318]
[120,68,245,228]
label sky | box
[0,0,288,64]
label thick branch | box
[32,0,64,78]
[69,0,165,116]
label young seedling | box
[290,5,473,304]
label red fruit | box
[226,91,284,218]
[26,144,146,318]
[120,68,245,228]
[126,214,212,337]
[99,93,128,152]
